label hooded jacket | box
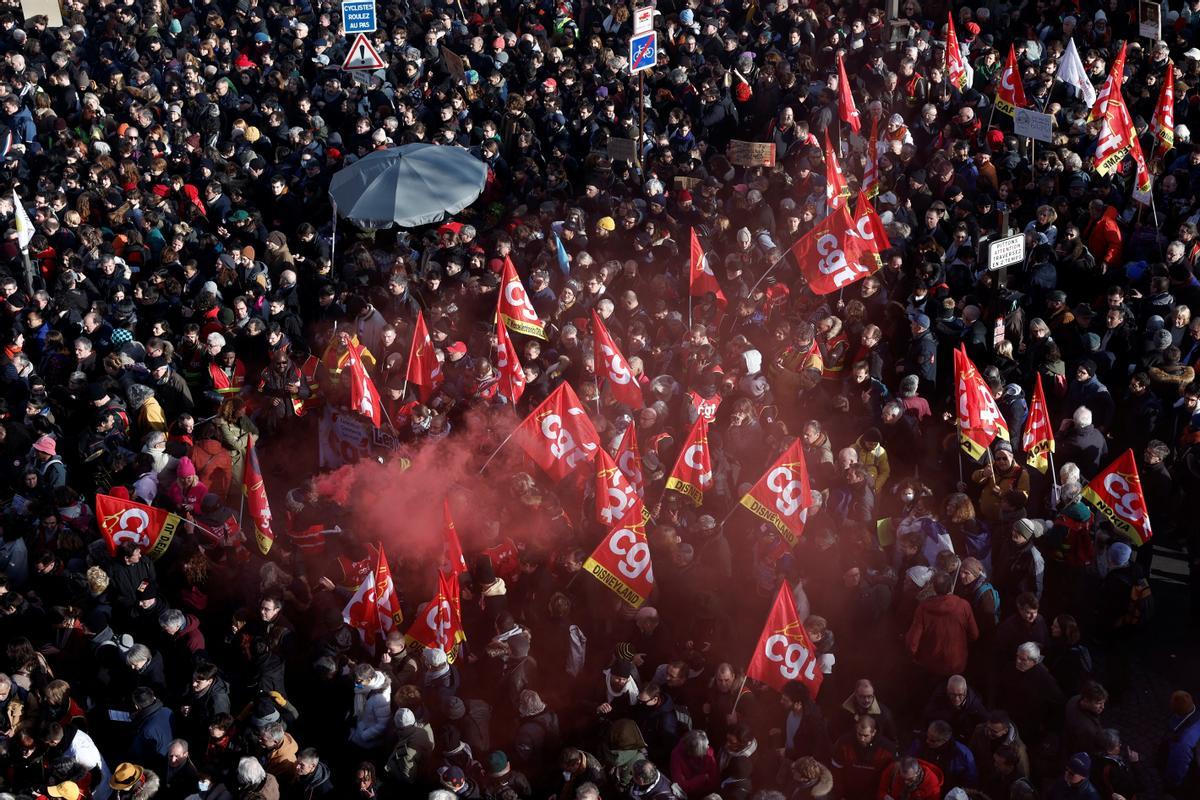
[348,671,392,749]
[602,719,649,793]
[906,593,980,677]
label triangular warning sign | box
[342,33,386,71]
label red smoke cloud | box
[311,406,584,598]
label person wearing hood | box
[385,706,434,787]
[997,521,1046,605]
[512,689,559,784]
[348,664,393,752]
[441,695,491,761]
[600,718,649,795]
[292,747,335,799]
[906,571,980,680]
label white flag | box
[1057,39,1097,108]
[12,191,32,250]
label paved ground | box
[1101,539,1197,799]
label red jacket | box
[905,594,979,677]
[669,740,720,797]
[1086,205,1123,268]
[877,758,944,800]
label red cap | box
[151,184,171,198]
[447,342,468,356]
[678,190,693,202]
[965,22,981,36]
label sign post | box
[341,0,377,34]
[629,31,657,165]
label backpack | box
[970,580,1001,626]
[1117,576,1154,628]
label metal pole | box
[478,426,521,474]
[638,71,645,166]
[1048,448,1060,508]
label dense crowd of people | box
[2,0,1200,799]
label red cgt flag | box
[442,497,468,576]
[1089,41,1127,123]
[1082,449,1153,546]
[1151,63,1175,160]
[786,204,878,295]
[836,53,861,133]
[994,45,1027,116]
[945,13,968,90]
[497,255,547,340]
[1023,373,1055,474]
[406,310,444,403]
[615,422,645,494]
[584,524,655,608]
[494,319,526,405]
[343,557,381,647]
[954,345,1010,461]
[738,440,813,548]
[823,129,849,211]
[594,446,647,527]
[862,114,880,198]
[373,546,404,634]
[95,493,181,559]
[406,570,466,661]
[242,440,275,555]
[690,228,728,309]
[514,381,600,481]
[850,191,888,272]
[592,311,643,409]
[665,416,712,506]
[747,582,823,696]
[345,338,383,427]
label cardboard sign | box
[607,137,640,163]
[674,176,702,191]
[1139,1,1161,40]
[633,4,655,35]
[1014,108,1053,143]
[19,0,62,27]
[727,140,777,167]
[441,46,466,85]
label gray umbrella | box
[328,144,487,230]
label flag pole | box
[478,426,520,474]
[1048,448,1060,508]
[731,673,750,712]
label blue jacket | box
[1164,708,1200,790]
[130,701,175,762]
[907,738,978,788]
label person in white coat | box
[46,721,113,800]
[348,663,393,752]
